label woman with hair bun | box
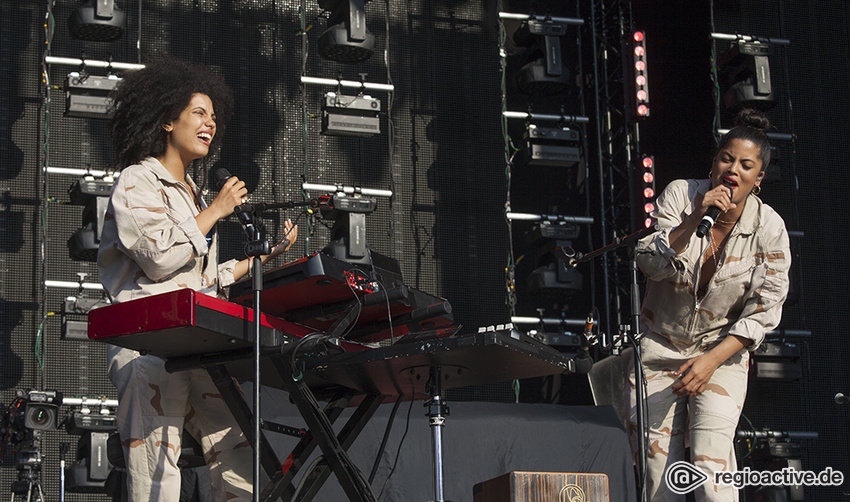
[627,108,791,501]
[98,55,296,501]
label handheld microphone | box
[214,168,233,190]
[213,168,258,237]
[835,392,850,405]
[695,183,734,238]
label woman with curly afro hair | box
[98,55,296,501]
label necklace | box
[708,231,717,270]
[708,232,719,269]
[698,232,719,297]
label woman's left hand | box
[268,219,297,259]
[234,220,299,282]
[671,353,721,397]
[671,335,750,398]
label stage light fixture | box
[318,193,380,266]
[525,222,583,297]
[65,72,121,119]
[68,0,126,42]
[512,18,570,95]
[321,92,381,137]
[633,31,650,117]
[65,411,119,493]
[317,0,375,64]
[62,293,111,340]
[67,176,115,261]
[719,39,775,111]
[640,155,656,228]
[517,123,581,168]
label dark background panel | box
[636,1,850,500]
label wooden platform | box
[473,471,610,502]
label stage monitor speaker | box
[587,351,630,429]
[473,471,609,502]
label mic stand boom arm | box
[234,199,320,215]
[567,224,658,267]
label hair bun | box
[733,108,771,132]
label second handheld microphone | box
[695,183,734,238]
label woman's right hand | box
[195,175,248,236]
[695,184,735,218]
[669,183,736,253]
[208,176,248,220]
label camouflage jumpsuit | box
[98,158,253,502]
[627,179,790,501]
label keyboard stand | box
[166,349,381,502]
[268,355,379,501]
[164,330,576,502]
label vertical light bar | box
[633,31,650,117]
[642,155,656,227]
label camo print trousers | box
[626,333,750,501]
[108,346,254,502]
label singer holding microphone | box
[97,55,296,501]
[626,108,790,501]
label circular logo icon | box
[665,461,709,495]
[559,484,586,502]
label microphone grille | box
[214,168,232,189]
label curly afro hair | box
[108,54,234,187]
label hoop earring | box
[752,185,761,195]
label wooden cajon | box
[473,471,610,502]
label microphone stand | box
[568,224,657,502]
[233,198,314,501]
[234,207,270,502]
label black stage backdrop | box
[636,1,850,500]
[2,0,850,500]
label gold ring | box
[241,197,249,204]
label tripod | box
[11,432,45,502]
